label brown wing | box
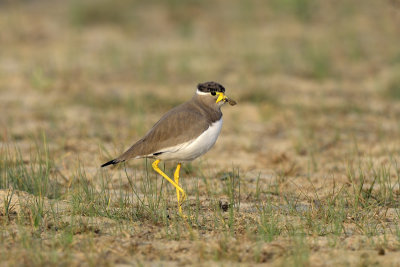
[117,102,211,161]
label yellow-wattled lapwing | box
[101,81,236,214]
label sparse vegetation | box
[1,0,400,266]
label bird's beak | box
[216,92,237,106]
[216,92,226,103]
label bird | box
[101,81,236,215]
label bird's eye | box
[211,92,216,96]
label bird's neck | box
[192,94,223,123]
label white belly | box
[156,118,223,162]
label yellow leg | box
[152,160,186,213]
[174,163,182,214]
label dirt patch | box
[1,0,400,266]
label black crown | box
[197,81,225,93]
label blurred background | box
[1,0,400,172]
[2,2,400,265]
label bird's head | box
[196,81,237,107]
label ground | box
[1,0,400,266]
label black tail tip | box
[101,159,119,168]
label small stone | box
[219,200,229,212]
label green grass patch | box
[385,73,400,100]
[0,137,61,199]
[69,0,136,27]
[269,0,319,23]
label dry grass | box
[1,0,400,266]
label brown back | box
[117,93,222,161]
